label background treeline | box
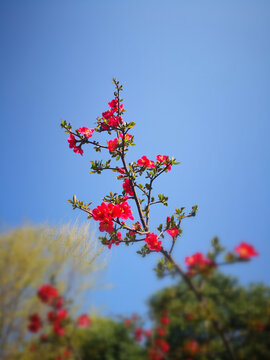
[0,226,269,360]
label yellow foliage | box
[0,223,105,359]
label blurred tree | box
[148,272,270,360]
[0,224,105,360]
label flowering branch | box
[61,79,259,359]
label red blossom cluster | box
[135,155,172,171]
[92,201,133,232]
[101,98,124,129]
[28,284,91,359]
[122,178,134,196]
[185,252,216,275]
[38,284,59,304]
[156,155,172,171]
[145,233,162,252]
[148,311,170,360]
[28,314,42,333]
[67,127,94,156]
[137,156,155,168]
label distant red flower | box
[40,333,47,342]
[156,327,166,336]
[234,242,258,259]
[183,340,199,354]
[55,297,64,309]
[63,348,71,357]
[47,311,57,323]
[186,314,194,321]
[77,314,91,327]
[124,318,132,327]
[134,327,143,342]
[57,309,68,320]
[185,253,215,274]
[166,228,179,237]
[37,284,58,304]
[145,233,162,251]
[144,329,152,337]
[155,339,170,353]
[160,316,170,326]
[53,320,65,336]
[123,179,134,196]
[28,313,42,333]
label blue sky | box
[1,0,270,318]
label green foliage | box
[76,317,147,360]
[148,272,270,359]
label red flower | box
[107,138,119,152]
[234,242,258,259]
[134,327,143,342]
[67,134,83,155]
[144,329,152,337]
[156,327,166,336]
[145,233,162,251]
[55,297,64,309]
[123,179,134,196]
[47,311,56,323]
[166,228,179,237]
[102,109,114,119]
[183,340,199,354]
[68,134,76,148]
[28,313,42,333]
[53,320,65,336]
[57,309,68,320]
[118,201,134,220]
[124,319,131,326]
[148,348,163,360]
[99,220,114,233]
[37,284,58,304]
[137,156,155,168]
[40,334,47,342]
[156,155,171,171]
[63,348,71,357]
[77,314,91,327]
[108,98,118,109]
[185,253,215,274]
[77,127,94,138]
[101,123,110,131]
[108,115,123,127]
[155,339,170,353]
[120,133,132,142]
[160,316,170,326]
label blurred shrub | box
[76,317,147,360]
